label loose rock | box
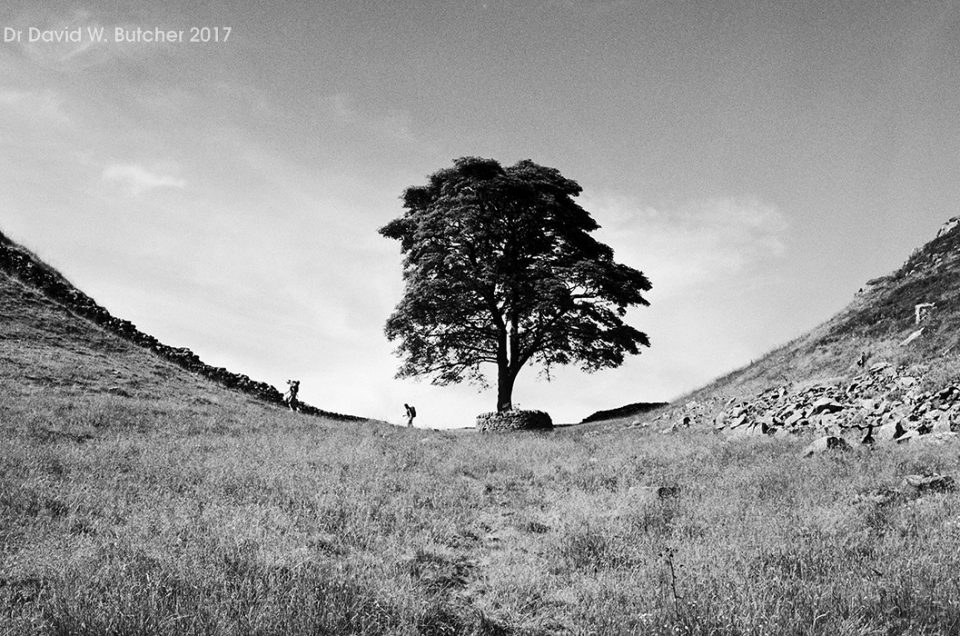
[802,436,851,457]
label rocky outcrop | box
[634,400,707,434]
[937,216,959,238]
[476,409,553,432]
[0,231,362,421]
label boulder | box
[895,430,919,444]
[801,436,851,457]
[729,414,749,429]
[897,376,918,388]
[784,410,805,427]
[937,386,960,402]
[816,413,841,434]
[933,412,953,434]
[758,414,776,434]
[713,411,727,429]
[874,421,907,442]
[810,397,844,415]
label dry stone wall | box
[476,409,553,432]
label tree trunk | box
[497,366,515,412]
[497,316,520,412]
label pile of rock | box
[627,399,719,433]
[476,409,553,432]
[0,231,362,421]
[663,400,708,433]
[711,361,958,444]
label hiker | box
[404,403,416,427]
[284,380,300,412]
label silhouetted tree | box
[380,157,651,412]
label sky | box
[2,0,960,428]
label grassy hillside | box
[0,230,360,421]
[3,244,960,634]
[588,221,960,432]
[696,220,960,401]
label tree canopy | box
[379,157,651,412]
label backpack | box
[409,405,417,417]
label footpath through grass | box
[3,389,960,635]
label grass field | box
[3,252,960,635]
[4,386,960,635]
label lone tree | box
[380,157,651,412]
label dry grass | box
[3,390,960,635]
[3,260,960,634]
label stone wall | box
[476,409,553,432]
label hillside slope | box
[623,217,960,442]
[0,230,362,421]
[1,272,263,414]
[704,216,960,395]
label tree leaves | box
[380,157,651,409]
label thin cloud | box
[0,88,71,126]
[102,163,186,195]
[321,92,417,143]
[585,192,789,296]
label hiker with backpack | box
[404,403,416,427]
[284,380,300,412]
